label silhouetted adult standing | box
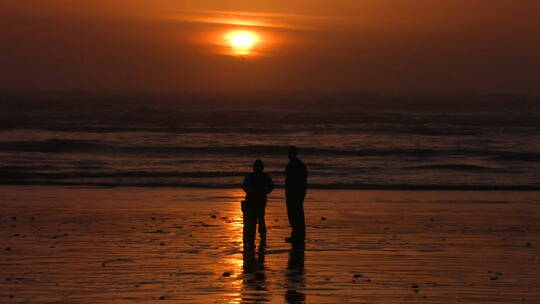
[242,159,273,250]
[285,146,307,244]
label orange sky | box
[1,0,540,94]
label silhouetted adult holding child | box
[242,159,274,250]
[285,146,307,245]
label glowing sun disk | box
[226,30,259,55]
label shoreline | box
[1,181,540,191]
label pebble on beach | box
[101,258,134,267]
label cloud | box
[158,9,332,31]
[1,1,540,94]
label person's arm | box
[242,175,250,194]
[302,163,308,189]
[265,175,274,194]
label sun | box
[226,30,259,56]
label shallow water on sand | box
[1,186,540,303]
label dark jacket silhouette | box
[243,172,273,204]
[285,146,307,243]
[242,159,273,249]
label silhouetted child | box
[242,159,273,250]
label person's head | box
[252,159,264,173]
[288,146,298,160]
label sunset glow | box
[226,30,259,56]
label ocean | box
[1,93,539,190]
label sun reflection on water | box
[218,189,245,303]
[217,189,273,303]
[223,188,245,247]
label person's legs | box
[286,196,297,239]
[287,192,306,243]
[294,194,306,242]
[257,206,267,237]
[243,204,257,250]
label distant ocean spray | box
[1,95,539,190]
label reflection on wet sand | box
[285,244,306,304]
[3,187,539,303]
[241,239,268,303]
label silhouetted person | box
[242,159,273,250]
[285,146,307,244]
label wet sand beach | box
[1,186,539,303]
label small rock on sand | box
[211,215,217,219]
[222,272,231,277]
[159,296,165,300]
[411,283,419,289]
[101,258,134,267]
[321,216,327,220]
[353,273,362,278]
